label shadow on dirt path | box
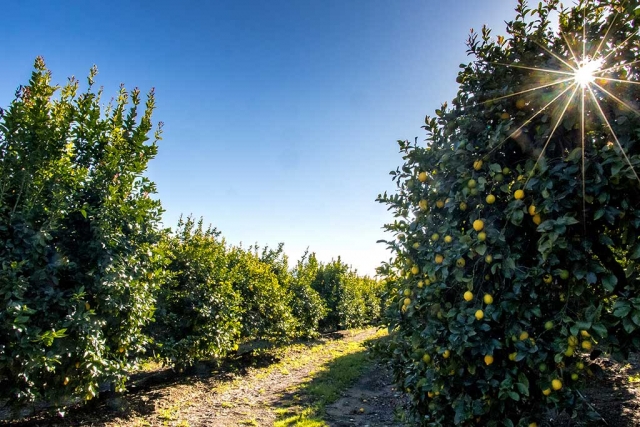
[322,362,406,427]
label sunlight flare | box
[574,58,603,88]
[486,1,640,199]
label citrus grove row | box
[377,0,640,426]
[0,58,385,411]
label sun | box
[483,2,639,184]
[475,0,640,227]
[574,58,603,88]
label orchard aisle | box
[99,328,402,427]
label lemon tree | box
[0,58,164,407]
[149,216,242,367]
[378,1,640,425]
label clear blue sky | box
[1,1,516,276]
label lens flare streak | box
[484,1,640,209]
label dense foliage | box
[149,216,242,367]
[313,259,384,330]
[0,58,383,413]
[0,58,164,405]
[378,1,640,425]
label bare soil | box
[323,363,405,427]
[2,335,638,427]
[2,329,389,427]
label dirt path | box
[4,331,639,426]
[103,329,381,427]
[323,362,405,427]
[5,328,390,426]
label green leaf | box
[632,310,640,327]
[575,320,592,330]
[613,301,632,318]
[591,323,608,338]
[623,317,636,333]
[515,382,529,396]
[511,210,524,225]
[602,274,618,292]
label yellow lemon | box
[464,291,474,302]
[483,294,494,305]
[444,235,452,243]
[456,258,466,268]
[543,274,552,284]
[519,331,529,341]
[431,233,440,241]
[532,214,542,225]
[485,254,492,263]
[475,309,484,320]
[435,254,444,264]
[551,379,563,391]
[565,346,575,357]
[508,352,517,361]
[486,194,496,204]
[436,200,445,208]
[473,159,483,170]
[581,340,592,351]
[568,336,579,347]
[542,388,551,396]
[459,202,468,211]
[411,265,420,275]
[423,354,431,363]
[484,355,494,365]
[468,179,477,188]
[580,330,590,338]
[473,219,484,231]
[528,205,536,216]
[443,349,451,359]
[418,171,428,182]
[419,199,428,211]
[477,231,487,241]
[514,189,525,200]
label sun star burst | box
[574,58,603,88]
[477,1,640,229]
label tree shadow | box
[270,335,401,427]
[536,353,640,426]
[579,352,639,427]
[0,334,342,426]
